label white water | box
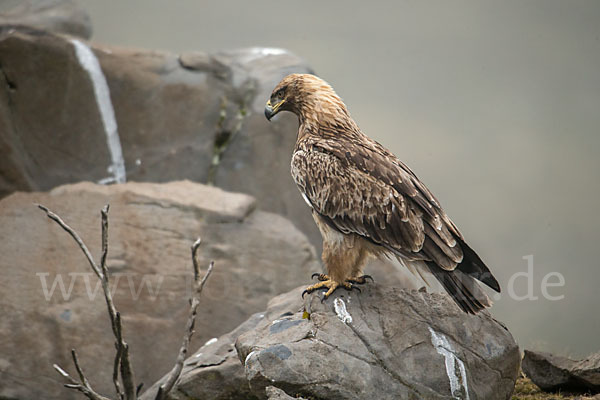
[70,39,126,184]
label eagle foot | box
[311,273,330,281]
[302,279,359,302]
[347,275,374,285]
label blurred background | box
[25,0,600,357]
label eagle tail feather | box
[426,262,492,314]
[456,240,501,293]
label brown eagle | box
[265,73,500,314]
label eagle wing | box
[292,135,466,270]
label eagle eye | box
[275,87,287,99]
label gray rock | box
[0,26,323,248]
[522,350,600,394]
[140,287,309,400]
[142,312,264,400]
[265,386,307,400]
[0,0,92,38]
[0,181,318,400]
[236,284,520,400]
[140,285,309,400]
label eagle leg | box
[347,275,374,285]
[311,273,331,281]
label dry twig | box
[40,204,215,400]
[39,204,136,400]
[52,350,112,400]
[154,238,215,400]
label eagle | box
[264,73,500,314]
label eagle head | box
[265,74,347,122]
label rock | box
[236,284,521,400]
[0,181,318,400]
[0,26,323,248]
[140,287,308,400]
[265,386,307,400]
[522,350,600,394]
[0,0,92,38]
[140,284,306,400]
[142,312,264,400]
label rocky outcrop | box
[0,25,324,247]
[145,284,520,400]
[522,350,600,394]
[265,386,307,400]
[238,285,521,400]
[0,0,92,38]
[0,181,318,400]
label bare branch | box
[196,260,214,296]
[41,205,215,400]
[191,238,202,281]
[37,204,103,280]
[40,204,137,400]
[120,341,135,400]
[100,204,110,279]
[113,340,124,400]
[112,311,125,400]
[154,240,214,400]
[52,361,112,400]
[72,349,90,388]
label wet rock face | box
[0,25,323,246]
[236,285,521,400]
[0,181,319,400]
[522,350,600,394]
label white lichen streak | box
[428,327,470,400]
[203,337,218,347]
[254,47,287,56]
[333,298,352,324]
[244,350,257,365]
[69,39,126,184]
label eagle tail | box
[455,239,501,292]
[426,262,492,314]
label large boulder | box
[0,0,92,38]
[237,285,520,400]
[522,350,600,394]
[0,181,319,400]
[0,25,323,247]
[145,284,520,400]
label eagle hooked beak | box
[265,99,284,121]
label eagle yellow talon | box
[311,273,330,281]
[303,279,358,301]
